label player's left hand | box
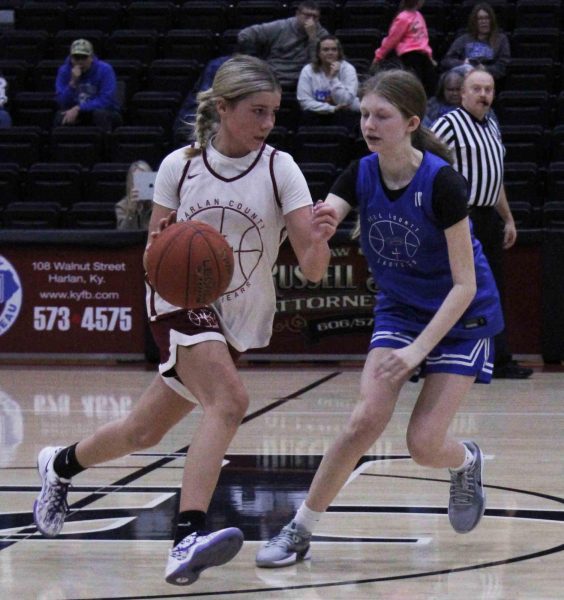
[373,346,421,383]
[311,200,339,242]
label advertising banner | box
[0,231,146,360]
[249,232,375,359]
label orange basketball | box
[146,220,234,308]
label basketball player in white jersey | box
[33,55,339,586]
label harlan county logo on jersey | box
[0,255,22,336]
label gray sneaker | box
[33,446,70,537]
[448,441,485,533]
[256,521,312,568]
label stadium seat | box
[230,0,288,30]
[276,92,301,132]
[0,127,43,168]
[220,29,241,55]
[510,28,559,61]
[65,201,116,229]
[549,125,564,163]
[0,29,50,64]
[177,1,229,33]
[0,59,28,96]
[504,162,541,208]
[106,59,145,104]
[14,1,68,34]
[298,162,337,201]
[24,162,84,207]
[543,201,564,227]
[340,0,392,30]
[129,91,182,135]
[334,28,382,60]
[50,126,106,167]
[501,125,546,165]
[504,58,556,94]
[514,0,561,29]
[266,126,290,152]
[85,162,130,204]
[294,125,353,168]
[3,201,61,229]
[107,30,159,64]
[12,91,58,130]
[125,1,176,32]
[146,59,201,96]
[507,200,533,229]
[160,29,217,64]
[496,91,552,128]
[107,126,166,169]
[67,1,122,32]
[0,163,21,208]
[547,162,564,204]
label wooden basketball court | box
[0,362,562,599]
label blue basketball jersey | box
[357,151,503,339]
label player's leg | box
[34,375,196,538]
[406,337,491,533]
[256,346,408,568]
[164,339,246,585]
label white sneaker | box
[33,446,70,537]
[165,527,244,585]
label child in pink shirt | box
[373,0,436,96]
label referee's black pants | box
[469,206,512,366]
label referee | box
[431,67,532,379]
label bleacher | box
[0,0,563,228]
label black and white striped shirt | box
[431,107,504,207]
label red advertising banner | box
[0,232,147,359]
[0,229,544,362]
[249,233,375,359]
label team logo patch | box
[0,255,23,336]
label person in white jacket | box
[297,35,360,132]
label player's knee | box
[206,382,249,426]
[225,384,249,422]
[124,420,165,450]
[344,411,378,445]
[406,427,439,466]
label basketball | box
[146,220,234,308]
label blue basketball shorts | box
[369,329,495,383]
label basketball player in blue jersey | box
[256,68,504,568]
[32,55,339,586]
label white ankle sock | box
[451,443,475,472]
[293,501,323,534]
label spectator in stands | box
[237,0,329,89]
[372,0,436,96]
[431,67,532,379]
[440,2,510,84]
[0,74,11,128]
[115,160,153,230]
[422,66,466,127]
[54,38,122,132]
[297,35,360,132]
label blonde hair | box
[186,54,281,158]
[126,160,152,198]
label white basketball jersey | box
[147,142,312,352]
